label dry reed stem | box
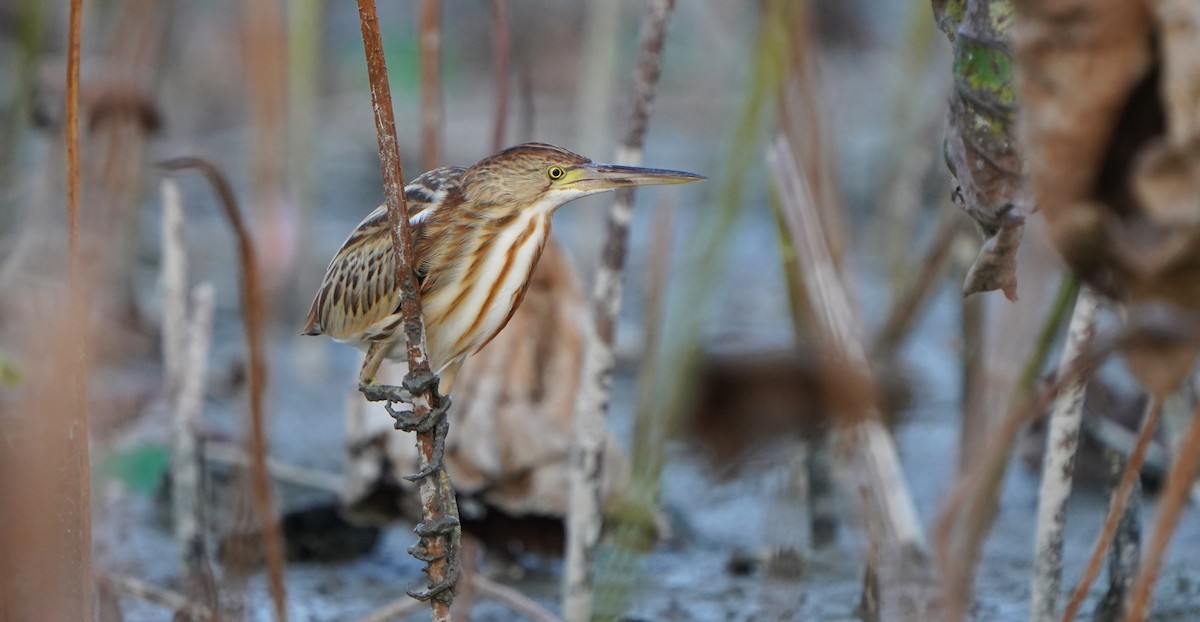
[420,0,443,170]
[1121,404,1200,621]
[356,1,458,617]
[102,574,214,621]
[1060,395,1164,622]
[161,178,216,585]
[768,136,927,554]
[934,341,1113,622]
[489,0,510,152]
[65,0,94,617]
[157,156,289,620]
[1030,286,1102,621]
[565,2,677,619]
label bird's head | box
[461,142,704,214]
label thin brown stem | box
[1061,395,1163,622]
[64,0,94,618]
[489,0,510,152]
[157,156,288,620]
[420,0,443,170]
[1122,403,1200,622]
[356,1,458,618]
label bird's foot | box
[406,515,461,603]
[358,379,414,404]
[402,368,440,396]
[401,416,449,482]
[414,514,460,538]
[406,555,460,603]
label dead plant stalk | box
[158,157,288,620]
[355,1,459,618]
[767,136,927,555]
[565,1,677,620]
[1030,286,1101,622]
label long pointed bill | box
[569,163,705,193]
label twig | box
[1060,396,1163,622]
[1091,447,1143,622]
[157,156,289,620]
[353,575,560,622]
[102,574,214,621]
[489,0,510,152]
[1122,403,1200,622]
[65,0,95,617]
[355,1,459,617]
[203,441,343,494]
[1030,286,1101,621]
[474,576,562,622]
[353,597,427,622]
[419,0,442,170]
[565,2,678,620]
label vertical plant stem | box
[1092,447,1142,622]
[420,0,443,170]
[65,0,94,618]
[1029,286,1101,622]
[958,285,986,473]
[939,272,1079,620]
[356,2,458,619]
[768,136,927,555]
[489,0,510,152]
[158,157,289,621]
[565,2,677,620]
[1121,404,1200,622]
[177,283,216,585]
[161,179,212,583]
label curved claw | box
[402,369,440,396]
[414,514,460,538]
[406,560,460,603]
[358,381,414,404]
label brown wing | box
[302,167,466,340]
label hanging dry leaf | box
[934,0,1030,299]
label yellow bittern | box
[304,142,703,400]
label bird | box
[303,142,704,396]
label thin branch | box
[565,2,678,620]
[355,1,459,618]
[203,441,343,494]
[157,156,288,620]
[419,0,443,170]
[489,0,510,152]
[1061,396,1163,622]
[65,0,94,616]
[102,574,214,621]
[1030,286,1101,621]
[1122,403,1200,622]
[474,576,562,622]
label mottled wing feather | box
[302,167,466,341]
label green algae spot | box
[955,39,1015,108]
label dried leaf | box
[935,0,1029,298]
[963,214,1024,301]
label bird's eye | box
[547,166,565,180]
